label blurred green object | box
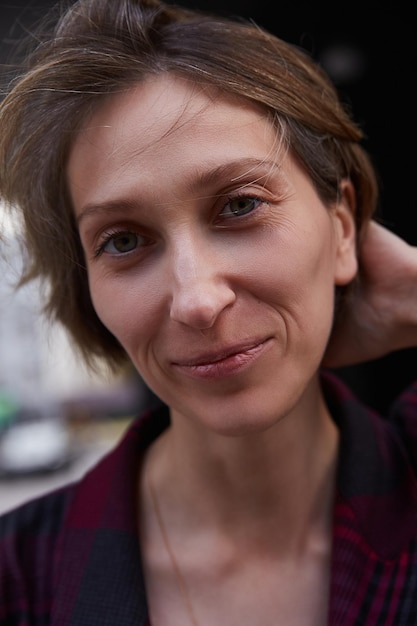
[0,391,19,427]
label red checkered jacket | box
[2,371,417,625]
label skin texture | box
[325,220,417,367]
[67,73,359,625]
[68,74,357,438]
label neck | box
[143,378,339,556]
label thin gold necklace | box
[147,473,200,626]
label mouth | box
[172,338,273,380]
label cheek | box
[247,224,337,300]
[88,271,161,350]
[255,226,338,336]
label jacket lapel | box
[52,407,169,626]
[324,373,417,625]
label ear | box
[333,179,358,286]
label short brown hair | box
[0,0,379,369]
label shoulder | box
[0,483,75,624]
[322,369,417,473]
[0,407,169,624]
[0,480,75,537]
[388,380,417,473]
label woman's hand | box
[324,221,417,368]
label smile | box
[172,338,273,380]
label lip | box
[172,338,273,380]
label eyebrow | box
[188,158,282,192]
[75,157,283,227]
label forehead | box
[70,73,274,154]
[67,74,286,211]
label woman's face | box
[68,74,357,435]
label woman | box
[1,0,417,624]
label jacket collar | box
[52,406,169,626]
[54,374,417,624]
[322,370,417,561]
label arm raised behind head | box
[324,221,417,368]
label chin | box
[173,393,296,438]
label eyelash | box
[217,193,265,220]
[93,192,266,258]
[94,229,144,258]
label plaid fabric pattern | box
[1,371,417,625]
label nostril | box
[169,282,236,329]
[170,294,219,329]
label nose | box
[169,240,236,329]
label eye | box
[219,195,262,219]
[96,230,142,257]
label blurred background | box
[0,0,415,513]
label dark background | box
[0,0,415,413]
